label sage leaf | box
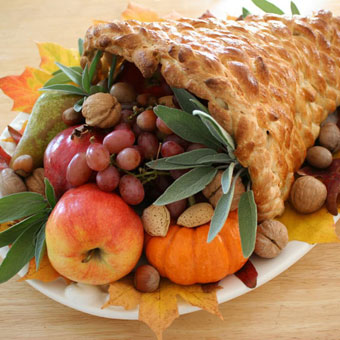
[89,50,103,83]
[0,192,48,223]
[81,63,90,93]
[197,153,232,165]
[172,87,202,114]
[238,190,258,258]
[52,66,83,76]
[221,162,236,194]
[188,98,209,113]
[154,106,220,150]
[78,38,84,56]
[34,223,46,270]
[0,221,42,283]
[207,178,236,242]
[154,167,217,205]
[242,7,251,18]
[108,55,117,90]
[44,67,84,87]
[42,84,87,96]
[73,97,85,112]
[290,1,300,14]
[251,0,284,14]
[0,213,47,248]
[55,62,82,86]
[193,110,235,150]
[90,85,105,95]
[146,161,199,171]
[44,178,57,209]
[164,149,217,165]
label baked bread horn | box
[82,10,340,221]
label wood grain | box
[0,1,340,339]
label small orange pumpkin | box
[145,210,247,285]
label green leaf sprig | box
[0,178,57,282]
[242,0,300,18]
[147,89,257,257]
[41,43,119,112]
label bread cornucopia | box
[0,6,339,334]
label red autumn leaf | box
[234,260,258,288]
[7,125,22,144]
[0,145,11,164]
[298,159,340,216]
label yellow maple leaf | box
[276,203,340,244]
[19,254,63,283]
[36,42,80,74]
[103,277,221,340]
[121,2,163,22]
[0,67,51,113]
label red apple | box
[44,125,104,197]
[45,183,144,285]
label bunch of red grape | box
[65,101,206,218]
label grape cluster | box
[65,95,205,214]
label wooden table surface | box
[1,0,340,339]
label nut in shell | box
[0,168,27,197]
[254,220,289,258]
[177,203,214,228]
[25,168,45,196]
[290,176,327,214]
[82,92,122,128]
[142,204,170,237]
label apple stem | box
[82,248,98,263]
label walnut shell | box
[254,220,288,258]
[25,168,45,196]
[0,168,27,196]
[82,93,122,128]
[290,176,327,214]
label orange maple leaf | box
[19,254,63,283]
[103,277,222,340]
[0,67,51,113]
[121,2,163,22]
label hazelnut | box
[0,168,27,196]
[12,154,33,177]
[62,107,84,126]
[134,265,160,293]
[306,146,332,169]
[142,204,170,236]
[319,122,340,152]
[203,171,245,210]
[109,82,136,103]
[158,96,176,108]
[82,93,122,128]
[254,220,288,258]
[25,168,45,196]
[290,176,327,214]
[136,93,157,107]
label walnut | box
[254,220,288,258]
[0,168,27,196]
[25,168,45,196]
[290,176,327,214]
[202,170,245,210]
[82,93,122,128]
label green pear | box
[10,92,81,169]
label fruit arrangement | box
[0,1,340,339]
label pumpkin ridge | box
[217,233,231,274]
[163,225,182,280]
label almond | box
[177,202,214,228]
[142,204,170,237]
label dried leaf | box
[276,202,340,244]
[102,276,141,310]
[104,277,222,340]
[36,42,80,74]
[234,260,258,288]
[7,125,22,144]
[0,67,51,113]
[121,2,162,22]
[19,253,61,283]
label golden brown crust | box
[83,10,340,221]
